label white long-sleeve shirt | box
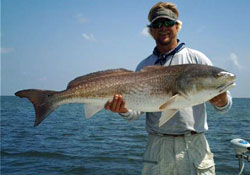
[120,43,232,135]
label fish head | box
[175,65,236,106]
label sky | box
[1,0,250,97]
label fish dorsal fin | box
[140,65,165,72]
[67,68,133,89]
[84,104,104,119]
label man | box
[105,2,232,175]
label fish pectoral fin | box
[84,104,104,119]
[159,94,182,110]
[159,109,178,127]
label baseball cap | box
[150,8,178,23]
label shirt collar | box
[153,39,183,57]
[153,39,185,65]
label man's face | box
[150,18,178,46]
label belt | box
[156,131,199,137]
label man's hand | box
[104,94,128,113]
[209,92,228,107]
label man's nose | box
[159,24,168,30]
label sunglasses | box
[149,20,176,29]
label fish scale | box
[15,64,236,127]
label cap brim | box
[151,16,176,23]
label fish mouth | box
[217,82,236,93]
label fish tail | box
[15,89,59,127]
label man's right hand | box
[104,94,128,113]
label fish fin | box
[159,94,182,110]
[67,69,133,89]
[84,104,104,119]
[159,109,178,127]
[15,89,59,127]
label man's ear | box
[148,27,155,39]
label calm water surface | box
[1,96,250,175]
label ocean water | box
[1,96,250,175]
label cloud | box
[141,27,150,37]
[1,48,14,54]
[229,52,242,69]
[75,13,88,23]
[82,33,96,42]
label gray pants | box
[142,133,215,175]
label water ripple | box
[1,97,250,175]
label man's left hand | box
[209,92,228,107]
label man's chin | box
[158,40,171,46]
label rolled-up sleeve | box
[119,109,144,121]
[213,91,232,113]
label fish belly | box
[123,94,169,112]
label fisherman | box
[105,2,232,175]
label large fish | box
[15,64,236,127]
